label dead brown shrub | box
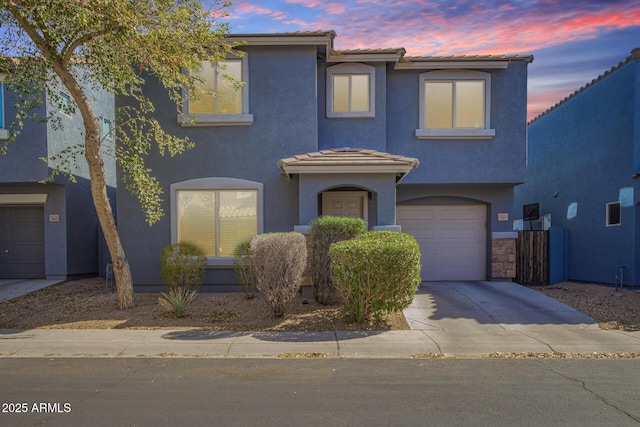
[251,232,307,317]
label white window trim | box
[59,91,72,117]
[177,55,253,127]
[416,70,495,140]
[102,117,113,140]
[0,76,7,140]
[170,177,264,267]
[326,63,375,118]
[606,201,621,227]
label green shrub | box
[251,232,307,317]
[160,242,207,292]
[233,239,258,299]
[329,231,421,322]
[159,243,206,316]
[309,216,366,305]
[158,287,198,318]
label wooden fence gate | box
[516,231,548,285]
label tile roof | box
[404,54,534,63]
[530,48,640,124]
[334,48,407,56]
[230,30,336,38]
[278,148,419,179]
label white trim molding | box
[0,193,48,204]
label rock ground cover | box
[1,277,638,332]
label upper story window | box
[0,80,4,128]
[416,70,495,140]
[59,91,72,116]
[0,78,7,139]
[606,201,621,226]
[326,63,375,118]
[102,118,113,140]
[178,55,253,127]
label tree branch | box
[5,1,52,58]
[62,28,112,62]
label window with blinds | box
[424,80,484,129]
[190,60,243,115]
[332,74,370,113]
[326,63,375,118]
[177,189,258,256]
[416,70,494,140]
[0,81,4,129]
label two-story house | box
[116,31,532,290]
[0,76,115,280]
[514,48,640,287]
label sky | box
[211,0,640,122]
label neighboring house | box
[116,31,532,290]
[514,48,640,287]
[0,75,116,280]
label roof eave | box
[226,31,336,47]
[395,60,510,70]
[280,164,416,173]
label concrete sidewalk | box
[2,328,640,359]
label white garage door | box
[396,205,486,281]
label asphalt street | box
[1,358,639,426]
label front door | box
[321,191,368,222]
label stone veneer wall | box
[492,238,517,279]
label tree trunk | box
[57,70,136,309]
[84,130,136,309]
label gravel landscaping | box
[1,277,638,332]
[531,281,640,331]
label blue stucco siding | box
[386,62,528,185]
[318,62,387,151]
[0,76,114,279]
[514,56,639,286]
[0,90,49,182]
[116,46,319,286]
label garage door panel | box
[435,227,479,239]
[397,205,486,281]
[397,207,434,220]
[9,243,44,258]
[436,208,480,220]
[401,227,434,239]
[0,206,45,279]
[10,226,44,241]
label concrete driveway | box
[0,279,64,301]
[404,281,598,331]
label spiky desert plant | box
[158,287,198,318]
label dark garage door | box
[0,206,45,279]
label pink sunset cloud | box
[327,3,346,14]
[222,0,640,120]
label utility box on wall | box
[548,226,568,285]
